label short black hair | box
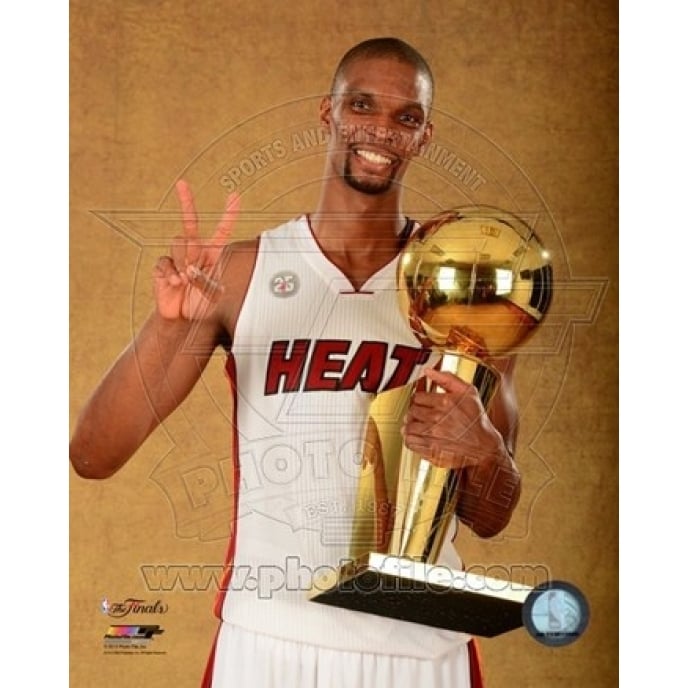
[330,37,434,106]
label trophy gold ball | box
[309,206,553,638]
[398,206,553,358]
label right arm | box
[69,312,223,479]
[69,181,246,479]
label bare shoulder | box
[223,237,260,288]
[226,237,261,253]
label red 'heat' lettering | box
[264,339,429,395]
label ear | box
[319,95,333,130]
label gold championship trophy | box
[309,206,553,637]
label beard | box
[342,154,396,195]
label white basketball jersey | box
[220,215,469,658]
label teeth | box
[356,149,392,165]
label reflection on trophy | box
[309,206,553,637]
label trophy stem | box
[350,351,500,563]
[387,351,500,564]
[390,457,459,563]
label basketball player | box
[70,38,521,688]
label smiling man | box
[324,43,433,197]
[70,37,521,688]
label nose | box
[372,123,399,146]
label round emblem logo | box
[522,580,590,646]
[271,271,299,297]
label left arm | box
[402,356,520,538]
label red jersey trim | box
[468,638,485,688]
[200,355,241,686]
[211,355,241,619]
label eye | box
[399,113,422,128]
[350,97,371,112]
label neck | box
[311,180,406,250]
[308,180,408,290]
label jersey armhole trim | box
[229,234,262,344]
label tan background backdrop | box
[70,1,618,686]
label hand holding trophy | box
[310,206,553,637]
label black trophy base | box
[308,553,533,637]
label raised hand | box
[153,180,240,320]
